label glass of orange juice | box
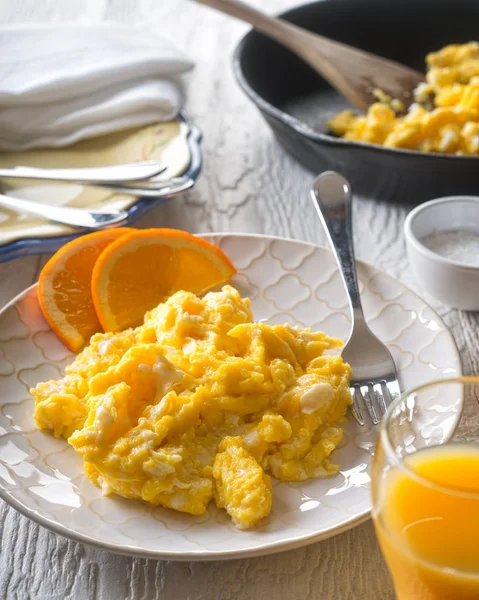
[371,377,479,600]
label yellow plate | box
[0,114,202,261]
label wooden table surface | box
[1,1,478,598]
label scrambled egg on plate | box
[328,42,479,154]
[32,286,351,530]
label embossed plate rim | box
[0,233,462,560]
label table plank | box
[0,1,477,599]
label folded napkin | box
[0,23,194,150]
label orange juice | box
[374,444,479,600]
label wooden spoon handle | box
[193,0,367,107]
[193,0,323,55]
[194,0,424,110]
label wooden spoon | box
[194,0,424,111]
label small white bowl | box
[404,196,479,310]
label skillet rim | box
[232,0,479,163]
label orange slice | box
[91,228,236,332]
[38,228,131,351]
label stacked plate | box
[0,113,202,262]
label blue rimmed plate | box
[0,112,202,262]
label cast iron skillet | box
[233,0,479,203]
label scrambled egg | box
[327,42,479,154]
[32,286,351,530]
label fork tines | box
[350,380,400,426]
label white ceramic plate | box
[0,234,461,560]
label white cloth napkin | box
[0,23,194,150]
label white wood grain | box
[0,1,477,599]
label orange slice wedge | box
[38,228,131,351]
[91,228,236,332]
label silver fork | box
[0,192,128,229]
[310,171,400,425]
[0,161,166,184]
[0,176,195,228]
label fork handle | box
[310,171,365,318]
[0,192,127,229]
[0,162,166,184]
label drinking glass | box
[371,377,479,600]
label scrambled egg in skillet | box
[32,286,352,530]
[328,42,479,154]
